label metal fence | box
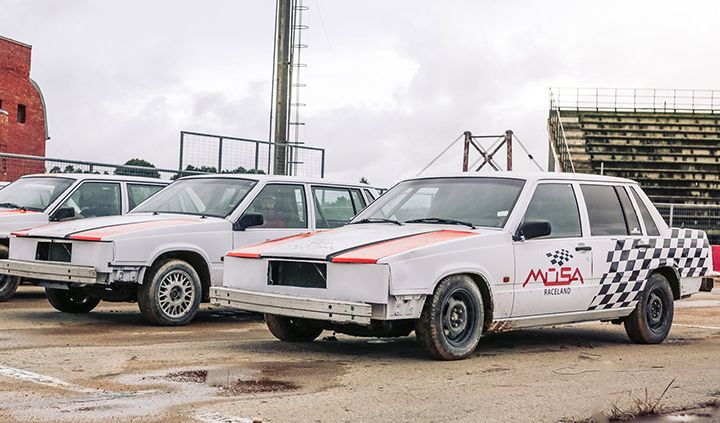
[655,203,720,244]
[0,152,206,181]
[551,87,720,113]
[179,131,326,177]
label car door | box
[233,183,309,247]
[512,181,592,317]
[577,183,645,311]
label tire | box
[45,287,101,313]
[265,314,323,342]
[624,273,674,344]
[416,274,484,360]
[0,275,20,301]
[137,259,202,326]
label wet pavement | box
[0,287,719,422]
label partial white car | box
[0,175,375,325]
[0,173,167,300]
[212,173,712,360]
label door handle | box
[635,243,652,249]
[575,245,592,251]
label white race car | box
[0,175,375,325]
[212,173,712,360]
[0,173,167,300]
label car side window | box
[580,184,628,236]
[630,187,660,236]
[363,188,376,202]
[127,184,164,210]
[522,183,581,239]
[615,186,642,235]
[313,187,360,229]
[57,182,122,219]
[244,184,307,228]
[350,189,366,211]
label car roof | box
[177,173,375,189]
[20,173,170,184]
[407,172,636,185]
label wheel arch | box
[149,249,212,301]
[651,266,681,300]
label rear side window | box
[128,184,164,210]
[522,183,581,238]
[363,189,376,202]
[630,187,660,236]
[615,186,642,235]
[244,184,307,228]
[581,184,627,236]
[313,186,365,229]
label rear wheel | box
[265,314,323,342]
[137,259,202,326]
[45,287,101,313]
[0,275,20,301]
[416,274,484,360]
[624,273,674,344]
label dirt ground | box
[0,287,719,423]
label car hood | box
[0,208,48,238]
[14,213,227,241]
[230,223,499,262]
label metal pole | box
[462,131,471,172]
[178,132,184,171]
[272,0,292,175]
[505,130,513,171]
[254,141,260,171]
[218,137,223,172]
[320,149,325,178]
[669,204,674,227]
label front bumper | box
[0,259,100,284]
[210,287,372,325]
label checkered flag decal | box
[546,249,573,267]
[588,228,710,311]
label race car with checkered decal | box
[0,175,376,325]
[0,173,167,301]
[211,173,713,360]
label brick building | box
[0,35,49,181]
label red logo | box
[523,267,585,287]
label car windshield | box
[0,177,75,211]
[132,178,257,218]
[352,177,526,229]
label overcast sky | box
[1,0,718,186]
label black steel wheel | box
[45,287,101,313]
[624,272,674,344]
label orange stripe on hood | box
[331,230,477,264]
[68,218,198,241]
[227,231,320,259]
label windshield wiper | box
[350,217,404,226]
[0,202,25,211]
[404,217,476,229]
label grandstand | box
[548,88,720,241]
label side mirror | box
[514,220,551,241]
[233,213,264,231]
[50,207,76,222]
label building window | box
[17,104,26,123]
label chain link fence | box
[0,152,206,181]
[655,203,720,244]
[179,131,325,178]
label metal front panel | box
[0,259,98,284]
[210,287,372,325]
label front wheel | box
[265,314,323,342]
[137,259,202,326]
[45,287,101,313]
[624,273,674,344]
[415,274,484,360]
[0,275,20,301]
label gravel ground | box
[0,287,719,422]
